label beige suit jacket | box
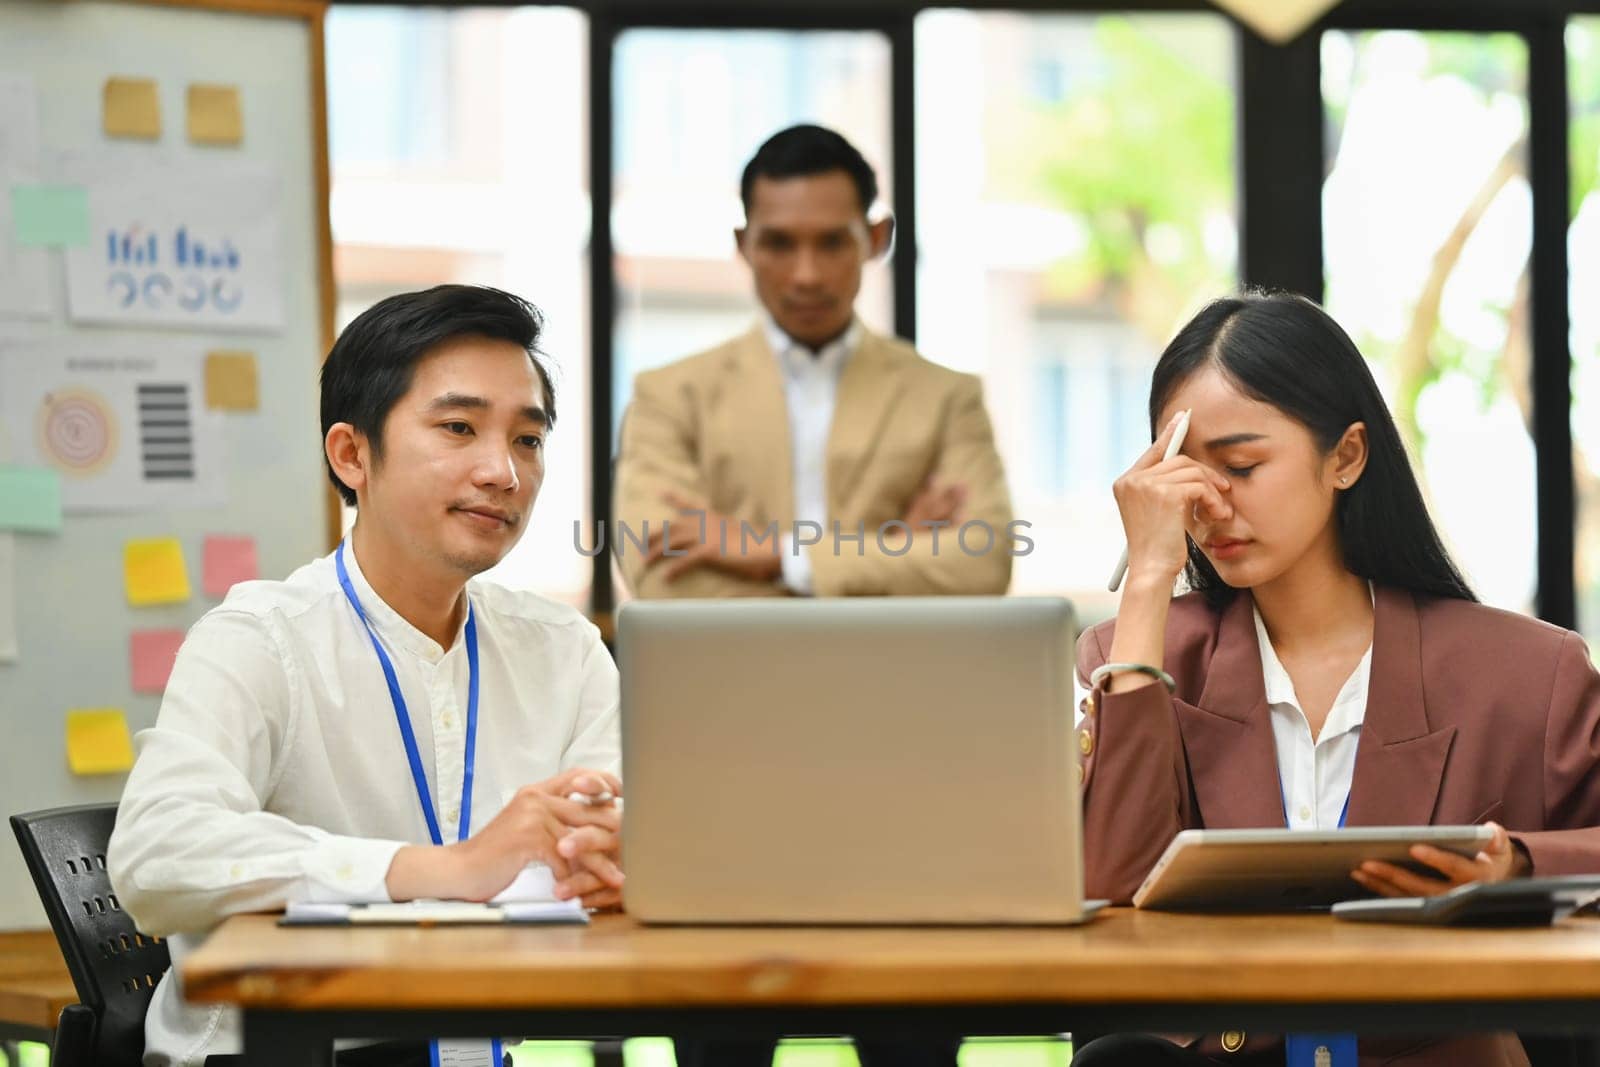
[613,326,1015,599]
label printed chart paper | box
[60,153,284,331]
[0,345,225,513]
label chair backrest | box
[11,804,169,1067]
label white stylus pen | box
[566,790,616,807]
[1107,408,1191,593]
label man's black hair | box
[740,124,878,219]
[320,284,554,507]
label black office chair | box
[10,803,169,1067]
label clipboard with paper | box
[279,865,587,926]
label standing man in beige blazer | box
[613,124,1016,600]
[616,126,980,1066]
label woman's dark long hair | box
[1149,291,1475,610]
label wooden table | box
[183,909,1600,1066]
[0,930,73,1044]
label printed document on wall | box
[0,343,225,512]
[0,72,50,320]
[59,152,284,331]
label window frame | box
[331,0,1595,631]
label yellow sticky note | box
[103,77,161,140]
[187,84,243,146]
[66,709,135,775]
[124,538,191,606]
[204,350,259,411]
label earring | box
[1339,476,1348,485]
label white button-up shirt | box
[1255,603,1372,830]
[765,315,861,595]
[108,544,620,1066]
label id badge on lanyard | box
[1281,771,1358,1067]
[431,1038,505,1067]
[1285,1034,1357,1067]
[336,542,499,1066]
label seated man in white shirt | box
[108,284,622,1067]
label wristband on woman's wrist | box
[1088,662,1177,693]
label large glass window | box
[916,11,1238,621]
[325,6,591,607]
[611,29,894,438]
[1571,17,1600,649]
[1322,30,1534,615]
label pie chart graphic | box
[36,388,118,476]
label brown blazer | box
[1076,586,1600,1067]
[613,325,1014,599]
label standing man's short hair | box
[739,124,879,219]
[319,284,556,506]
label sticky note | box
[103,77,161,140]
[0,466,63,532]
[124,537,190,606]
[203,535,257,597]
[65,708,135,775]
[186,84,242,146]
[10,186,90,248]
[130,629,185,693]
[204,350,259,411]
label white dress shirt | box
[765,315,861,595]
[107,544,620,1066]
[1255,601,1372,830]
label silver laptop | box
[617,596,1093,924]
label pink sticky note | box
[130,629,185,693]
[203,535,258,597]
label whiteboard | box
[0,0,332,928]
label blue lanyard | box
[1282,758,1357,1067]
[335,541,480,847]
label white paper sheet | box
[0,73,51,321]
[0,344,225,512]
[0,532,16,663]
[282,898,586,925]
[59,152,284,331]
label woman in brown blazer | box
[1071,293,1600,1067]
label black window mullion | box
[589,10,618,619]
[891,11,917,343]
[1237,26,1324,299]
[1529,15,1576,628]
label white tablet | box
[1132,825,1496,911]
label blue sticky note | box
[11,185,90,248]
[0,467,63,533]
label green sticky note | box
[0,467,63,533]
[11,185,90,248]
